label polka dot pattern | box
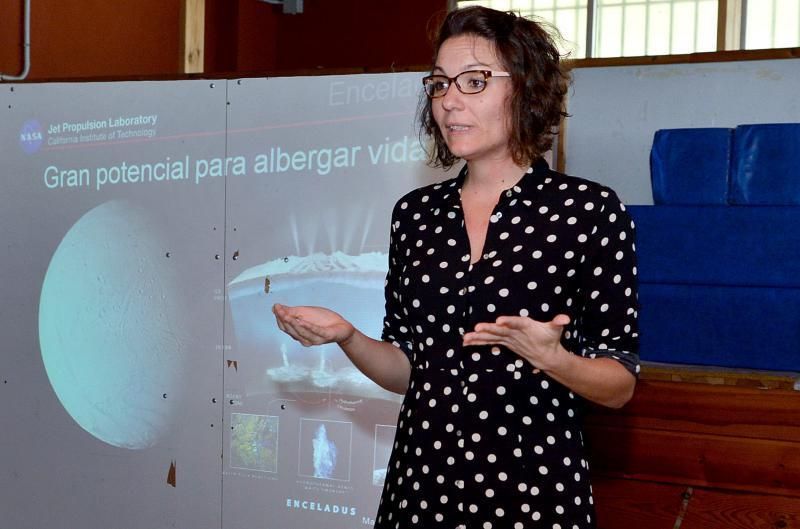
[378,159,639,528]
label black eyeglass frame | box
[421,70,511,98]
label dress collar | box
[445,157,551,208]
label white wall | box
[565,58,800,205]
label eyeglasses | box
[422,70,511,98]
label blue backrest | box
[650,128,732,205]
[730,123,800,205]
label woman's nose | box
[440,84,465,111]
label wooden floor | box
[586,364,800,529]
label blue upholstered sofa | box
[628,124,800,372]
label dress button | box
[506,190,512,197]
[456,430,462,437]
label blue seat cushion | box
[629,205,800,288]
[650,128,732,205]
[638,283,800,371]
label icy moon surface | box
[39,200,190,449]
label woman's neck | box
[462,156,528,198]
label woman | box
[274,6,639,528]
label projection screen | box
[0,72,443,529]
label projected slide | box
[1,73,440,529]
[1,80,229,528]
[220,74,440,529]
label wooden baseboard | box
[586,376,800,525]
[593,476,800,529]
[640,361,800,391]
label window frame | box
[449,0,800,64]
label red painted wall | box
[0,0,180,80]
[272,0,447,72]
[205,0,243,74]
[0,0,445,81]
[0,0,24,78]
[230,0,280,74]
[207,0,447,75]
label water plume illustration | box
[312,424,337,479]
[227,243,402,401]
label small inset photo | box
[372,424,396,486]
[229,413,279,473]
[297,418,353,482]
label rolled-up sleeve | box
[381,199,414,360]
[577,189,640,377]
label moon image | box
[38,200,191,449]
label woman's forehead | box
[434,34,502,74]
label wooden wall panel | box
[588,373,800,527]
[587,424,800,497]
[587,380,800,442]
[593,477,800,529]
[181,0,206,74]
[592,477,687,528]
[681,487,800,529]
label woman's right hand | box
[272,304,355,347]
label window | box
[457,0,590,57]
[595,0,717,57]
[745,0,800,49]
[454,0,800,58]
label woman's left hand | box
[462,314,571,371]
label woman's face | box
[432,34,513,164]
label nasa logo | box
[19,119,43,154]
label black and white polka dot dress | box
[377,158,639,529]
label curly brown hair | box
[419,6,571,169]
